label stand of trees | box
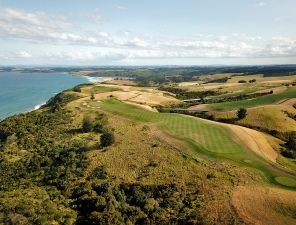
[0,94,115,223]
[237,108,247,120]
[282,132,296,158]
[73,179,204,224]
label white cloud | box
[44,51,127,63]
[0,7,111,46]
[91,15,104,25]
[98,32,109,38]
[0,7,296,64]
[16,51,32,58]
[115,5,127,10]
[33,36,296,64]
[255,2,267,8]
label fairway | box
[97,98,296,189]
[99,98,242,154]
[209,87,296,110]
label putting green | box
[275,177,296,188]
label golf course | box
[88,97,295,188]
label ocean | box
[0,71,94,120]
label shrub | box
[46,92,80,107]
[51,103,62,113]
[284,132,296,159]
[249,79,256,83]
[237,108,247,120]
[88,166,108,180]
[238,80,247,83]
[73,86,81,93]
[100,131,115,147]
[82,116,94,132]
[90,91,95,100]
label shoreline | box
[0,74,112,121]
[82,75,113,83]
[0,71,98,122]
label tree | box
[82,116,93,132]
[51,103,62,113]
[285,132,296,150]
[100,131,115,147]
[90,91,95,100]
[282,132,296,158]
[73,86,81,93]
[237,108,247,120]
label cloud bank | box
[0,7,295,64]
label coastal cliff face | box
[0,85,240,225]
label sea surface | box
[0,72,94,120]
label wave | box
[83,76,113,83]
[34,102,47,110]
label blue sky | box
[0,0,295,65]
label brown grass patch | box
[103,79,137,86]
[228,125,278,163]
[232,185,296,225]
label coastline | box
[0,72,93,121]
[0,73,113,121]
[30,76,112,112]
[82,75,113,83]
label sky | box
[0,0,295,66]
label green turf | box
[275,177,296,187]
[98,98,296,189]
[92,85,121,93]
[209,87,296,110]
[100,98,242,154]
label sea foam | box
[83,76,113,83]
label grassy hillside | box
[96,98,296,188]
[0,89,242,224]
[212,105,296,133]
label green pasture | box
[96,98,296,189]
[210,85,274,99]
[209,87,296,110]
[92,85,121,93]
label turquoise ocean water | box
[0,72,91,120]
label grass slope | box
[96,98,296,189]
[212,105,296,133]
[209,87,296,111]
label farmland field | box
[95,98,296,188]
[209,87,296,110]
